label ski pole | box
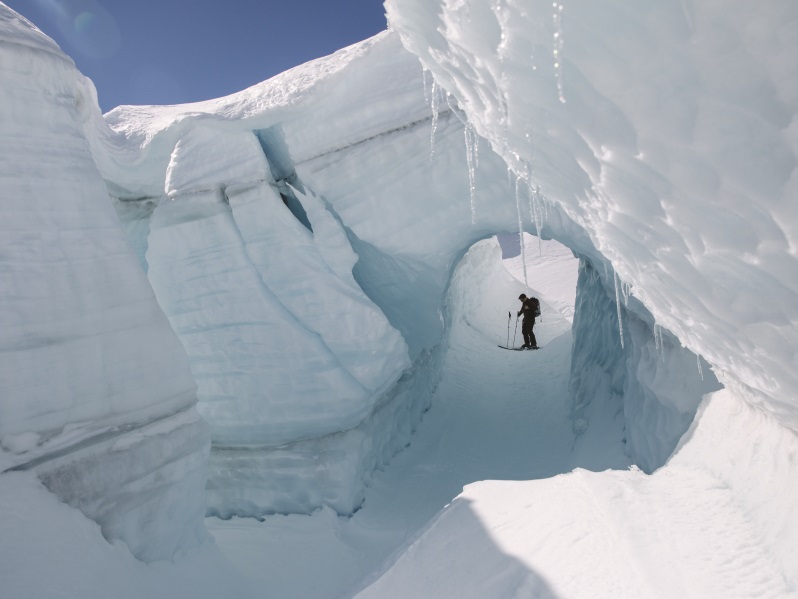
[506,311,511,347]
[512,315,519,348]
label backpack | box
[531,297,541,317]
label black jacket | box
[518,297,540,320]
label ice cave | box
[1,1,797,598]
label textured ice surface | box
[0,5,196,466]
[0,4,208,560]
[206,343,441,517]
[36,410,210,562]
[570,259,722,472]
[146,182,397,448]
[385,0,798,429]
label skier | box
[517,293,540,349]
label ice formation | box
[1,0,797,593]
[0,4,208,561]
[385,0,798,427]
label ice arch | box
[385,0,798,426]
[86,29,719,517]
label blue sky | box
[6,0,388,112]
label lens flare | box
[72,11,94,33]
[31,0,121,60]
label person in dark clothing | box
[517,293,540,349]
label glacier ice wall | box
[385,0,798,428]
[0,5,209,560]
[570,258,721,472]
[145,126,416,513]
[99,37,443,516]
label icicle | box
[515,176,528,286]
[525,185,535,255]
[696,354,704,380]
[422,67,430,106]
[526,172,536,231]
[654,324,664,361]
[430,81,440,159]
[621,281,631,307]
[473,128,480,169]
[552,2,566,104]
[507,166,514,190]
[464,124,478,224]
[534,186,543,239]
[527,184,535,230]
[614,272,625,349]
[527,185,544,255]
[522,162,531,187]
[444,93,461,123]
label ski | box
[498,345,540,351]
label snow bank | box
[85,32,434,201]
[354,389,798,598]
[0,4,208,559]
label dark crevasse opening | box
[254,126,313,232]
[279,189,313,233]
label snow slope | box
[354,387,798,599]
